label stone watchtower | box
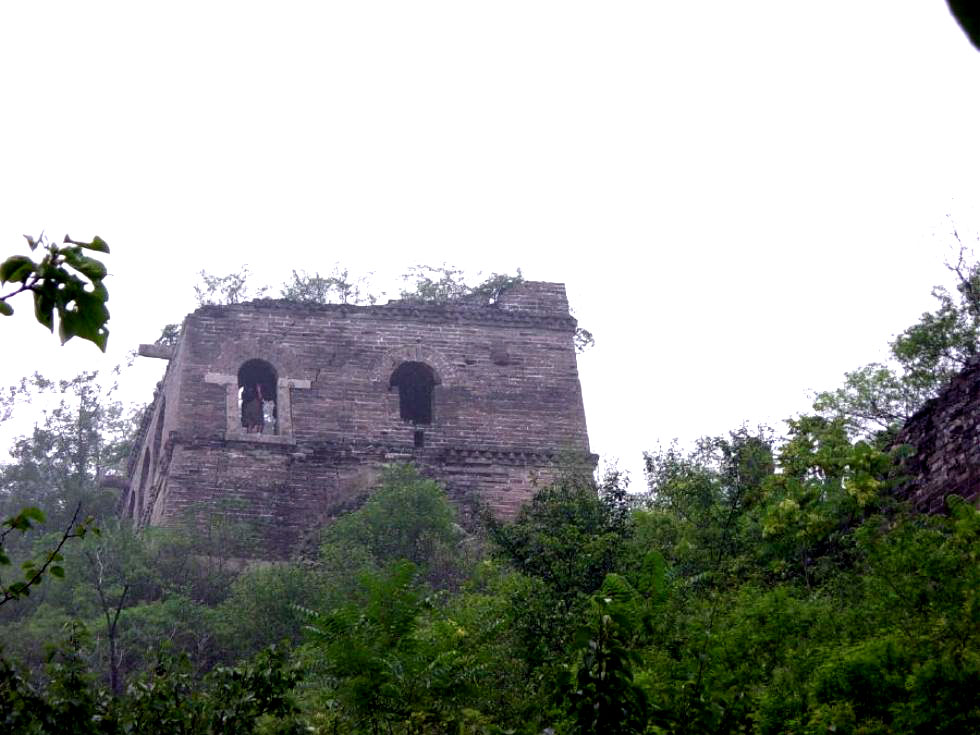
[122,281,593,557]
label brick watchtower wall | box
[893,358,980,512]
[122,281,593,557]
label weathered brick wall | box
[893,358,980,512]
[123,281,594,557]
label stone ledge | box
[193,299,578,332]
[163,433,595,466]
[139,343,175,359]
[224,432,298,446]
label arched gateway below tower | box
[124,281,594,558]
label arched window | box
[389,361,437,425]
[137,449,151,517]
[152,396,166,464]
[238,359,278,435]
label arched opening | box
[138,449,151,517]
[238,359,278,434]
[389,361,437,425]
[152,396,166,465]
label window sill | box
[224,430,297,446]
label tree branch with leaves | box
[0,503,96,607]
[1,233,111,350]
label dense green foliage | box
[3,437,976,733]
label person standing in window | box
[242,382,265,433]
[262,393,276,434]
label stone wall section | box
[893,358,980,512]
[122,281,594,557]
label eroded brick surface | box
[123,282,593,557]
[893,358,980,512]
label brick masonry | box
[122,282,594,557]
[893,357,980,513]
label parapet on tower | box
[122,281,593,558]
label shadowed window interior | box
[390,361,437,425]
[138,449,151,516]
[152,396,166,466]
[238,359,278,434]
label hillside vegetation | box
[1,253,979,734]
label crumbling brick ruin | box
[893,357,980,512]
[122,282,593,558]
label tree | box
[397,264,597,353]
[489,471,632,601]
[297,560,427,733]
[154,323,181,347]
[1,504,94,607]
[557,575,651,735]
[0,230,115,609]
[1,233,111,350]
[0,370,132,527]
[812,363,928,439]
[279,266,377,305]
[193,266,267,306]
[80,522,141,695]
[399,264,523,306]
[485,470,634,672]
[1,630,303,734]
[814,235,980,440]
[319,464,465,584]
[891,237,980,387]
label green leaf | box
[33,289,54,331]
[59,289,110,350]
[6,507,45,530]
[62,249,108,281]
[22,507,45,522]
[0,300,11,316]
[0,255,36,284]
[58,311,76,344]
[49,565,65,578]
[89,281,109,302]
[82,235,110,253]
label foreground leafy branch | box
[0,233,111,350]
[0,503,97,607]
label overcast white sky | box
[2,2,979,485]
